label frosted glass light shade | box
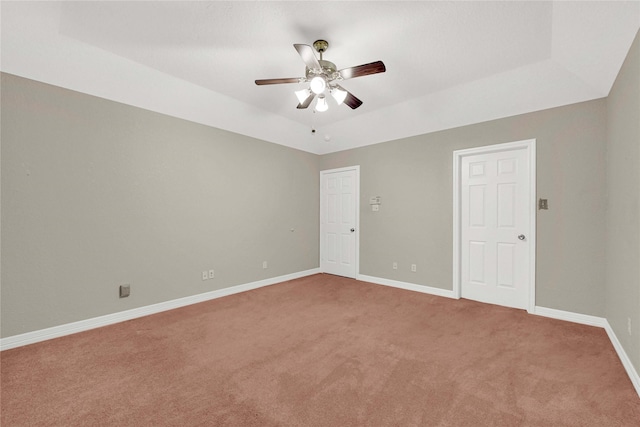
[331,87,348,105]
[309,76,327,94]
[295,88,310,104]
[315,95,328,112]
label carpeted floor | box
[2,274,639,426]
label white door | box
[320,167,359,278]
[457,142,534,310]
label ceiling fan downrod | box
[313,39,329,61]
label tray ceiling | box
[2,1,638,154]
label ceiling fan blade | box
[344,92,363,110]
[255,77,303,85]
[294,44,321,71]
[338,61,386,80]
[336,85,363,109]
[297,93,316,109]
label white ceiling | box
[1,1,638,155]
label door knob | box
[350,228,355,232]
[518,234,526,240]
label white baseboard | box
[0,268,320,351]
[533,306,639,398]
[3,271,638,399]
[532,306,607,327]
[604,321,640,397]
[358,274,456,299]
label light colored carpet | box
[2,274,639,426]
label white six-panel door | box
[457,142,534,310]
[320,167,359,278]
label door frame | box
[319,166,360,279]
[452,139,536,313]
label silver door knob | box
[350,228,355,232]
[518,234,526,240]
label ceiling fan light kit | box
[255,39,386,113]
[309,76,327,94]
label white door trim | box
[453,139,536,313]
[320,166,360,279]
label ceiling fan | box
[255,40,386,112]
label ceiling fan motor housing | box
[306,59,339,83]
[305,40,340,86]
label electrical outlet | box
[628,317,632,336]
[411,264,417,272]
[202,271,208,281]
[208,269,215,279]
[263,261,268,269]
[393,262,398,270]
[119,284,130,298]
[538,198,549,210]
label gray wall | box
[1,73,320,337]
[1,36,636,371]
[320,99,608,316]
[606,30,640,374]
